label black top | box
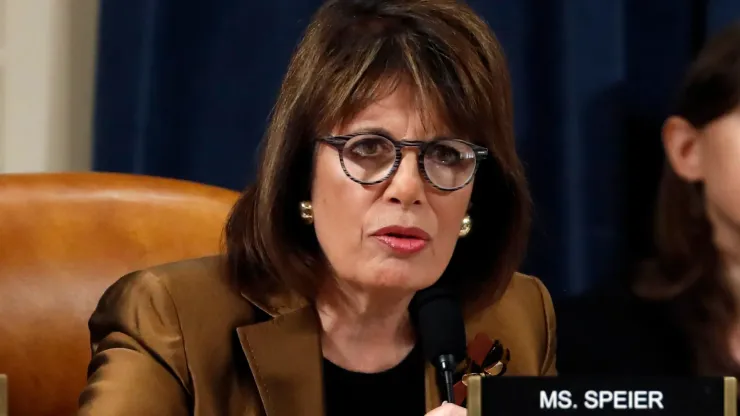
[555,284,693,376]
[323,345,427,416]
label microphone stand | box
[435,353,457,403]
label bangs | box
[311,24,488,144]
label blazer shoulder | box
[508,272,556,318]
[488,272,555,323]
[97,255,262,330]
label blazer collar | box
[239,286,308,318]
[236,299,443,415]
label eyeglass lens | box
[340,134,478,189]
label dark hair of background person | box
[223,0,532,316]
[635,22,740,372]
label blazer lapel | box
[237,305,324,416]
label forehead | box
[334,85,452,139]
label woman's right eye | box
[348,138,388,157]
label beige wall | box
[0,0,99,173]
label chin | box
[354,268,438,293]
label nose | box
[382,151,426,208]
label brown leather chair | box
[0,172,240,416]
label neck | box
[316,279,416,373]
[708,204,740,307]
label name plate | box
[466,376,737,416]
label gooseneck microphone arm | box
[436,353,457,403]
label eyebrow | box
[344,126,454,141]
[351,126,395,137]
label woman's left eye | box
[429,145,462,164]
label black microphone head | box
[409,286,467,365]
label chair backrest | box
[0,172,240,416]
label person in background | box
[557,22,740,379]
[77,1,556,415]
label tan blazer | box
[77,256,556,415]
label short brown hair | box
[635,22,740,370]
[226,0,531,315]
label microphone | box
[410,286,467,404]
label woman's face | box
[697,111,740,241]
[310,87,473,295]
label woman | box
[78,1,556,415]
[558,22,740,378]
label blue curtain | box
[92,0,740,298]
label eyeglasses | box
[317,133,488,191]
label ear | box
[662,115,704,182]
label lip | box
[371,226,430,255]
[371,226,431,240]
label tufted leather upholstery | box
[0,172,239,416]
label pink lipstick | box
[371,226,430,255]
